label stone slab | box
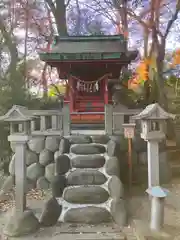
[71,155,105,168]
[67,169,107,185]
[71,130,105,135]
[68,233,126,240]
[63,186,109,204]
[71,144,106,155]
[1,222,128,240]
[64,206,111,224]
[91,135,110,144]
[67,135,92,144]
[2,233,125,240]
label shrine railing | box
[105,105,142,135]
[12,104,141,136]
[11,110,64,136]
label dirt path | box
[128,178,180,239]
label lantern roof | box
[132,103,176,120]
[0,105,36,122]
[146,186,169,198]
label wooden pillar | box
[68,76,74,112]
[104,77,109,105]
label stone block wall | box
[8,135,127,225]
[9,136,62,190]
[5,132,171,226]
[8,133,171,190]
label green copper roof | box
[39,35,129,62]
[53,34,125,43]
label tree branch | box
[164,0,180,38]
[0,16,18,77]
[65,0,71,7]
[139,0,165,18]
[45,0,56,17]
[126,8,163,38]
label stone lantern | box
[132,103,175,188]
[133,103,175,141]
[0,105,36,135]
[0,105,36,217]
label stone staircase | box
[51,134,126,225]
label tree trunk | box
[55,0,68,36]
[45,0,68,36]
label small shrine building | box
[39,35,137,123]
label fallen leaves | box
[26,189,45,200]
[0,188,46,213]
[0,192,14,212]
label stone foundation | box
[5,133,171,226]
[8,134,126,225]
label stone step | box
[70,144,107,155]
[42,233,126,240]
[26,223,128,240]
[71,155,106,168]
[63,186,109,204]
[65,233,126,240]
[66,135,92,144]
[63,206,112,224]
[67,169,107,185]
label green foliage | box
[0,60,61,172]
